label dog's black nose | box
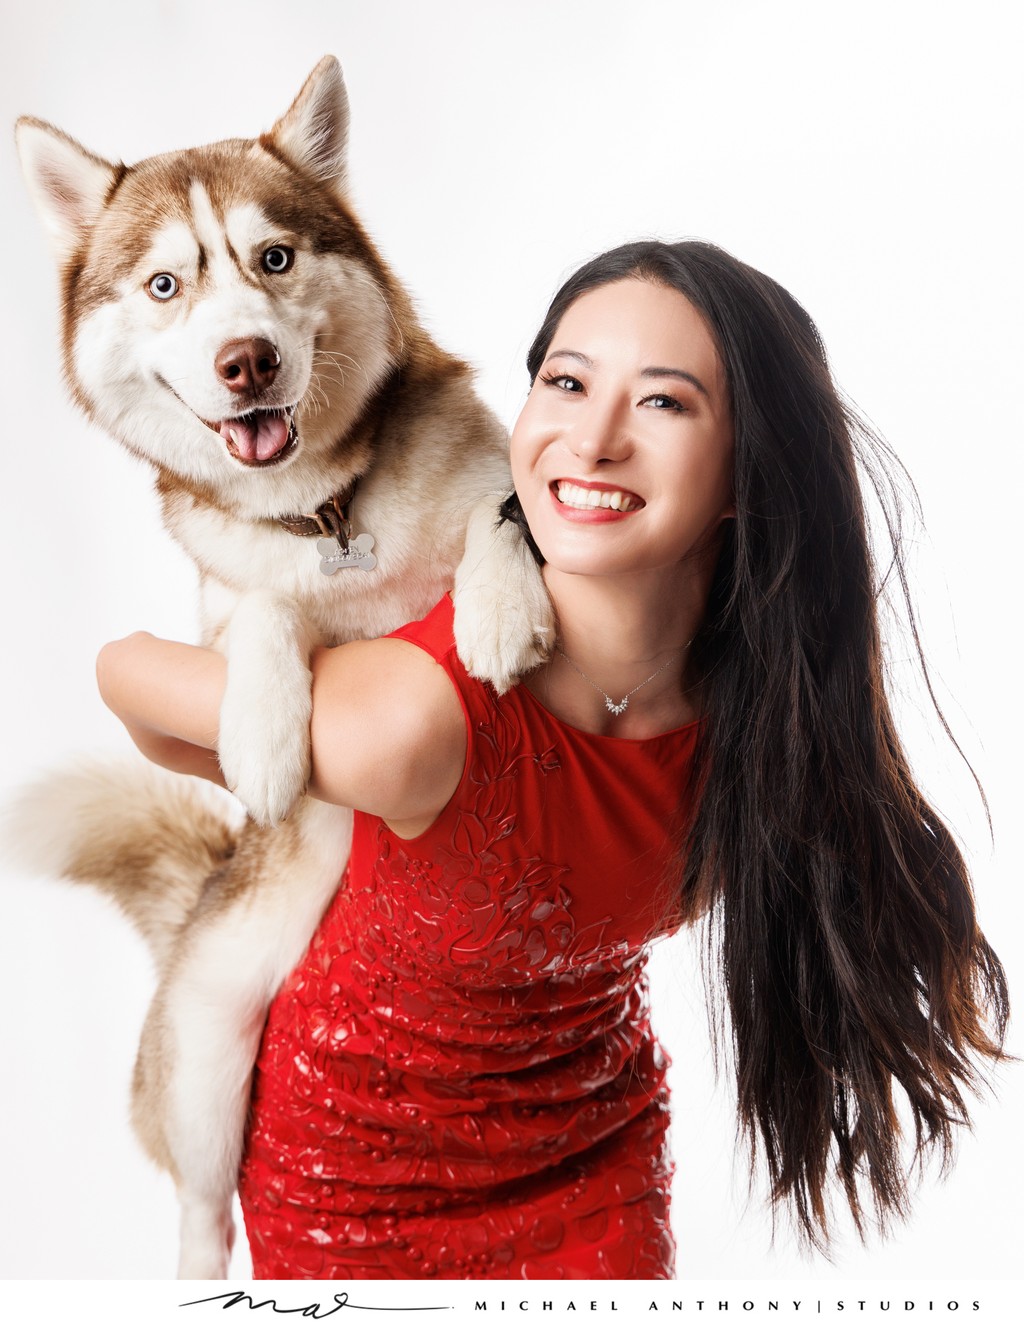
[216,338,280,394]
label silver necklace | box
[554,642,688,716]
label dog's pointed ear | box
[15,118,118,262]
[266,55,350,191]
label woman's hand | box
[96,632,466,832]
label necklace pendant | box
[555,642,684,721]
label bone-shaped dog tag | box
[317,532,377,574]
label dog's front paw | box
[219,688,311,826]
[454,499,555,694]
[455,588,554,694]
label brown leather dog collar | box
[276,481,357,549]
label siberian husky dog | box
[14,56,551,1278]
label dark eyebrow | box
[545,349,593,366]
[544,349,709,398]
[642,366,710,397]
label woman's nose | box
[566,398,632,463]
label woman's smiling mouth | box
[552,479,645,518]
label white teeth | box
[555,481,639,512]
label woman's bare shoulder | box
[307,635,467,825]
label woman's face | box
[510,278,734,582]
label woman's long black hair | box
[502,240,1010,1248]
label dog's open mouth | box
[217,408,298,467]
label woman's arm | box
[96,633,227,782]
[96,632,467,830]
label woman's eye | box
[542,373,584,393]
[642,393,685,412]
[147,273,179,301]
[262,246,294,274]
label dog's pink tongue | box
[220,414,290,461]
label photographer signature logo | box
[181,1290,451,1318]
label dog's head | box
[16,57,401,508]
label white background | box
[0,0,1021,1292]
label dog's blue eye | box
[148,273,179,301]
[262,247,293,274]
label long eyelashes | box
[640,393,686,412]
[539,373,583,393]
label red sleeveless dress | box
[238,596,697,1279]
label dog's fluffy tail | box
[4,757,243,967]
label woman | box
[98,240,1008,1279]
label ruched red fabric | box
[238,595,697,1279]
